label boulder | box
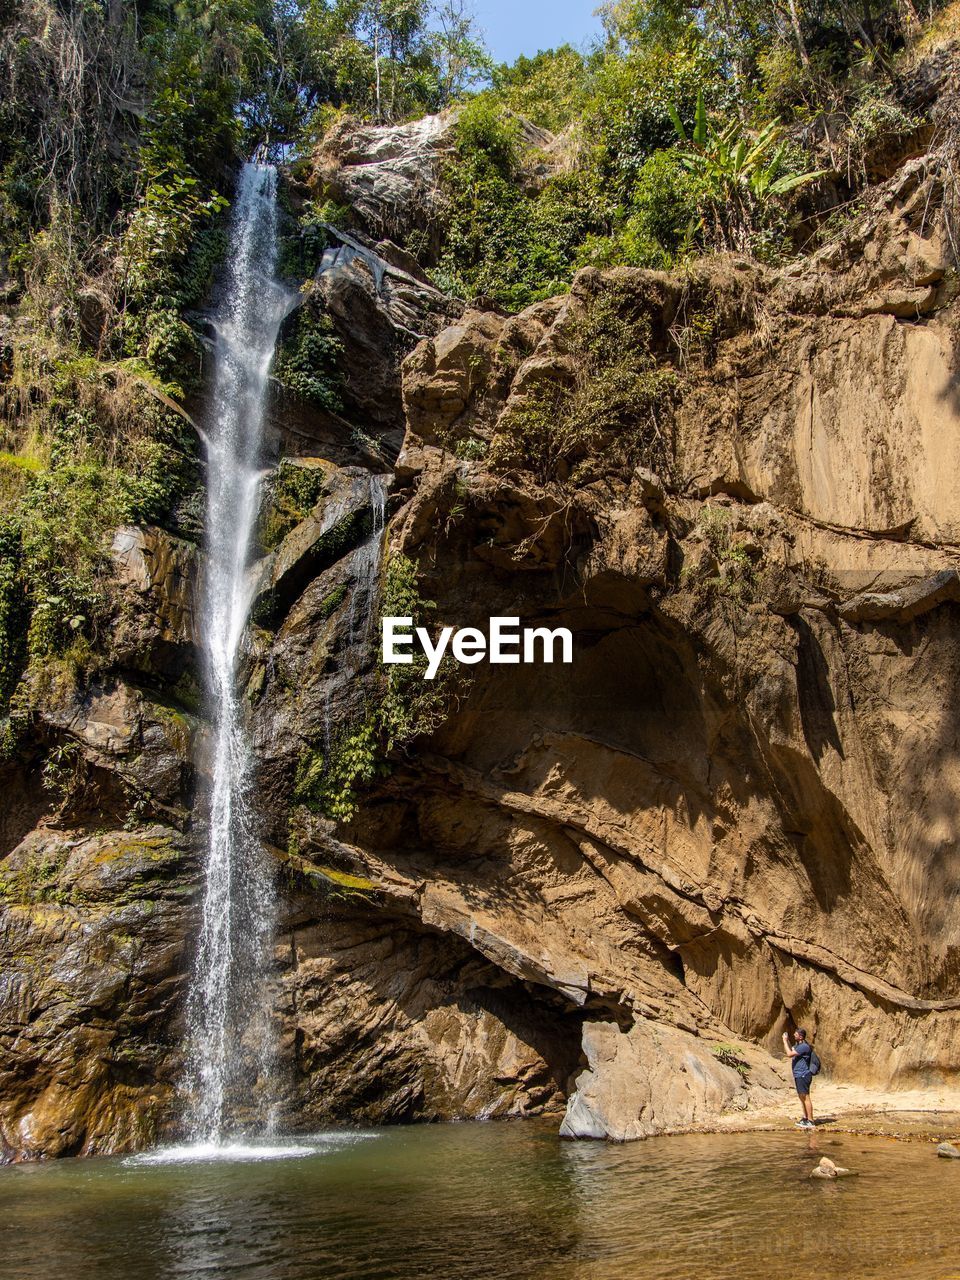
[810,1156,855,1178]
[312,111,455,256]
[268,231,461,459]
[39,679,197,813]
[559,1020,775,1141]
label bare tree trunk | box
[897,0,920,31]
[388,30,397,120]
[373,18,381,120]
[838,0,875,50]
[786,0,811,67]
[860,0,877,47]
[840,0,897,82]
[718,0,747,114]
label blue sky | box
[471,0,604,64]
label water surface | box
[3,1123,958,1279]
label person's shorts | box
[795,1073,813,1097]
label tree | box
[299,0,489,119]
[429,0,492,107]
[302,0,429,119]
[491,44,592,132]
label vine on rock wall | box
[293,550,461,822]
[273,293,345,410]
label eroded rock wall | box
[0,527,200,1158]
[5,88,960,1158]
[289,137,960,1133]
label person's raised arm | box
[782,1031,798,1058]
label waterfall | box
[185,162,291,1146]
[347,475,388,646]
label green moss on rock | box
[317,583,348,620]
[273,300,345,411]
[259,459,330,551]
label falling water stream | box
[347,475,388,646]
[175,164,391,1158]
[184,162,292,1148]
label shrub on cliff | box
[490,282,679,484]
[273,297,345,410]
[293,550,460,821]
[667,91,827,255]
[434,96,603,310]
[0,341,198,728]
[490,45,594,133]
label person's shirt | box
[792,1041,813,1077]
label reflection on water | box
[2,1124,959,1280]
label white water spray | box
[185,162,291,1145]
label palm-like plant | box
[668,90,828,252]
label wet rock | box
[40,679,197,814]
[309,232,460,437]
[269,231,461,460]
[251,466,383,627]
[937,1141,960,1159]
[312,111,455,256]
[111,526,198,680]
[0,825,193,1159]
[810,1156,855,1178]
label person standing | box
[783,1027,816,1129]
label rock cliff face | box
[5,85,960,1159]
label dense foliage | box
[433,96,604,308]
[295,0,491,127]
[0,0,283,735]
[273,294,345,408]
[429,0,942,308]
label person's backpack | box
[809,1049,822,1076]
